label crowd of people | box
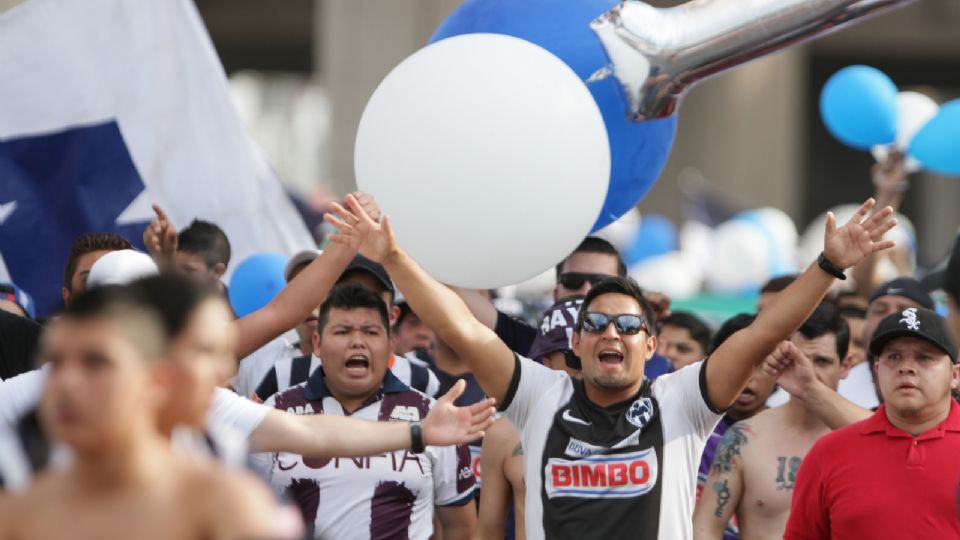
[1,162,959,539]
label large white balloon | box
[355,34,610,288]
[707,220,772,294]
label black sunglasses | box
[558,272,610,290]
[581,312,647,335]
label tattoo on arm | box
[511,442,523,457]
[711,423,752,474]
[713,480,731,518]
[775,456,802,490]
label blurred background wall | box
[195,0,960,267]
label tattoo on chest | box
[712,423,753,473]
[775,456,802,490]
[713,480,731,518]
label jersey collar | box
[304,365,410,402]
[861,401,960,440]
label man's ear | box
[840,354,853,379]
[951,363,960,391]
[61,287,71,307]
[312,329,322,352]
[552,286,560,303]
[571,331,582,356]
[645,334,658,360]
[211,262,227,280]
[389,305,400,327]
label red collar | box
[861,401,960,440]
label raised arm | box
[693,423,752,540]
[705,199,896,410]
[852,152,908,298]
[763,341,871,430]
[250,380,495,455]
[451,287,499,330]
[324,196,517,404]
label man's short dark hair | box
[556,237,627,279]
[708,313,756,355]
[318,283,390,336]
[660,311,712,352]
[62,233,133,291]
[760,274,799,295]
[576,277,657,334]
[62,284,166,361]
[129,274,221,340]
[797,301,849,362]
[178,219,231,268]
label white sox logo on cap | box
[899,308,920,331]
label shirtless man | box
[693,302,850,540]
[0,285,279,540]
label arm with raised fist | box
[762,341,871,429]
[705,198,897,411]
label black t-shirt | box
[494,310,538,357]
[0,311,41,380]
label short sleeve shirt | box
[785,402,960,540]
[502,355,722,540]
[264,368,475,540]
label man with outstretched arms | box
[325,195,896,540]
[263,283,478,539]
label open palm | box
[324,194,396,264]
[822,198,897,269]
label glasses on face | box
[558,272,610,291]
[581,312,647,335]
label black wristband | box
[409,421,425,453]
[817,252,847,280]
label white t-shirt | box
[0,366,45,428]
[264,368,475,540]
[837,361,880,410]
[504,356,721,540]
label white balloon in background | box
[355,34,610,288]
[679,220,713,275]
[594,208,641,254]
[871,91,939,173]
[630,251,702,299]
[743,207,798,274]
[707,220,772,294]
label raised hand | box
[762,341,816,399]
[642,290,671,320]
[422,379,497,446]
[142,204,178,264]
[324,193,396,264]
[822,198,897,270]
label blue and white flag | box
[0,0,314,318]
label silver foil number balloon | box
[592,0,916,120]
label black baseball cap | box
[868,278,934,310]
[869,307,957,363]
[528,296,583,361]
[340,255,395,298]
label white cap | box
[87,250,159,288]
[284,249,322,282]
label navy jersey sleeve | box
[494,310,538,357]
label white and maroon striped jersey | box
[264,368,475,539]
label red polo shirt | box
[785,401,960,540]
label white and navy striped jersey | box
[264,368,475,540]
[503,356,722,540]
[254,352,440,402]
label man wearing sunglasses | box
[454,236,672,378]
[326,195,897,540]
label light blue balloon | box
[228,252,287,318]
[819,65,898,150]
[624,214,677,266]
[432,0,678,232]
[909,99,960,175]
